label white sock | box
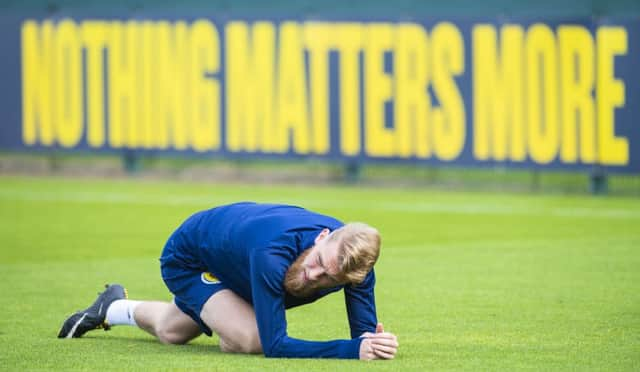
[105,299,142,327]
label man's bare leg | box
[58,284,259,351]
[107,290,259,350]
[200,289,262,354]
[58,284,201,343]
[133,301,202,345]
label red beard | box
[284,249,319,298]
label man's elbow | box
[262,340,288,358]
[263,346,284,358]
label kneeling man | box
[58,202,398,360]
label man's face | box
[284,229,343,297]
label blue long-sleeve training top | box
[167,202,377,359]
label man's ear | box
[314,228,330,244]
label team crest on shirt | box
[201,272,220,284]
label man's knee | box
[219,331,262,354]
[156,326,192,345]
[200,289,262,354]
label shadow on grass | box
[78,334,263,359]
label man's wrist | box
[351,336,365,359]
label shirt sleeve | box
[250,248,363,359]
[344,269,378,338]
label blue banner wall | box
[1,14,638,173]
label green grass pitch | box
[0,175,638,371]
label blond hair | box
[328,222,381,284]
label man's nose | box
[307,266,324,281]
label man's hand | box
[359,323,399,360]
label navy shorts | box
[160,232,228,336]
